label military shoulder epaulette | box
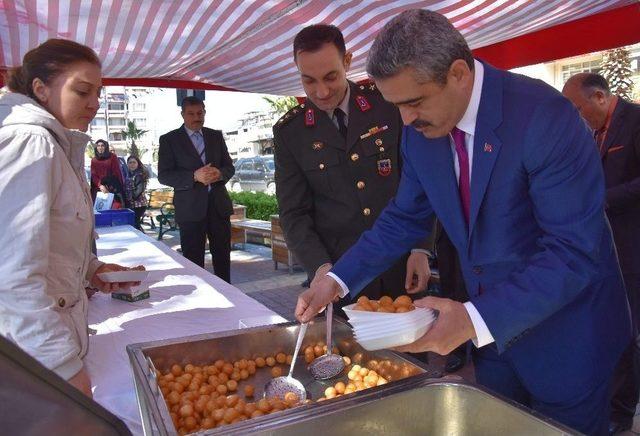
[357,82,379,93]
[274,104,305,129]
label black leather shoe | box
[609,421,632,435]
[444,353,465,373]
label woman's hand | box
[68,367,92,398]
[89,263,145,293]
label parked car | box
[228,155,276,195]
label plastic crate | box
[94,209,135,227]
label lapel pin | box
[484,143,493,152]
[312,141,324,150]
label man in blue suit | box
[295,10,631,434]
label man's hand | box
[295,274,341,323]
[194,164,219,185]
[405,251,431,293]
[89,263,144,293]
[394,296,476,355]
[310,263,332,288]
[99,184,109,194]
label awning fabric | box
[1,1,639,95]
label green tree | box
[119,120,149,158]
[601,47,635,100]
[263,96,299,115]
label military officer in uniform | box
[274,24,431,310]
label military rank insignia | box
[355,95,371,112]
[312,141,324,150]
[377,158,392,177]
[305,108,315,127]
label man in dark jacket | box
[563,72,640,434]
[273,24,431,310]
[158,97,235,282]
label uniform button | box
[319,163,325,170]
[363,208,371,216]
[351,153,359,162]
[356,181,365,190]
[379,147,385,152]
[472,266,483,274]
[375,138,383,146]
[58,297,66,308]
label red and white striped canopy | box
[1,0,639,95]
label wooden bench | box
[270,215,298,273]
[143,189,177,240]
[229,211,299,273]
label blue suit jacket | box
[332,63,631,397]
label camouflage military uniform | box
[274,81,427,304]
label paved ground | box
[147,225,640,434]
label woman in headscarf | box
[124,155,149,230]
[90,138,124,205]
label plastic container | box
[354,322,433,351]
[343,303,432,322]
[94,209,135,227]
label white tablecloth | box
[85,226,282,434]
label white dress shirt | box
[328,60,495,348]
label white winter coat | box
[0,91,103,379]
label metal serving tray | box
[127,319,438,435]
[252,378,577,435]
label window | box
[109,132,124,141]
[264,159,275,171]
[240,162,253,171]
[132,103,146,112]
[91,118,106,127]
[133,118,146,127]
[108,102,126,111]
[108,117,126,126]
[561,60,602,84]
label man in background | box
[563,73,640,434]
[158,97,235,282]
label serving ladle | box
[308,303,345,380]
[264,323,308,403]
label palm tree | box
[119,120,149,158]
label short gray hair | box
[367,9,474,84]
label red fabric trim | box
[473,4,640,69]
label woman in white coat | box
[0,39,136,396]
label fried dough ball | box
[216,384,228,395]
[255,357,266,368]
[243,384,255,398]
[304,352,315,364]
[171,364,183,377]
[265,356,276,367]
[379,296,394,306]
[240,368,249,380]
[251,410,265,418]
[257,398,271,413]
[324,387,337,399]
[334,381,346,394]
[226,379,238,392]
[393,295,413,307]
[275,352,287,364]
[284,392,299,406]
[271,366,283,378]
[342,356,352,366]
[286,354,293,365]
[313,345,323,357]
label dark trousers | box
[178,197,231,283]
[132,206,146,230]
[474,345,610,435]
[611,273,640,426]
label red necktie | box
[452,127,470,223]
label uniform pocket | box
[300,152,340,193]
